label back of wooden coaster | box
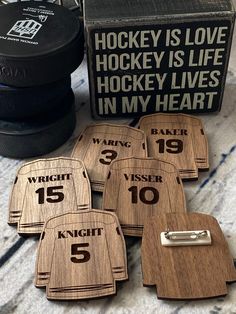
[71,123,147,191]
[103,157,186,237]
[35,209,128,300]
[141,212,236,300]
[8,157,91,235]
[139,114,209,179]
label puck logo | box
[7,20,42,39]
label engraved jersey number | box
[71,243,90,263]
[35,186,64,205]
[99,149,118,165]
[156,139,183,154]
[128,186,159,205]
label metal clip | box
[161,230,211,247]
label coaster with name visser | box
[103,157,187,237]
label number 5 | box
[71,243,90,263]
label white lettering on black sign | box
[91,21,231,116]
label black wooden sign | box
[85,0,235,118]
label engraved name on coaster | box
[35,209,128,300]
[8,157,91,235]
[139,113,209,180]
[71,123,147,192]
[103,157,186,236]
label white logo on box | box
[7,20,42,39]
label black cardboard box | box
[85,0,235,118]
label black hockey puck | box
[0,76,71,119]
[0,90,76,158]
[0,1,84,86]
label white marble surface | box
[1,4,236,313]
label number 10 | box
[128,186,159,205]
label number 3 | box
[99,149,118,165]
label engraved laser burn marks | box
[139,113,209,180]
[35,210,128,300]
[8,157,91,235]
[71,124,147,192]
[7,117,211,301]
[103,157,186,237]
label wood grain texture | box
[139,113,209,180]
[141,212,236,300]
[8,157,91,235]
[71,123,147,192]
[35,209,128,300]
[103,157,186,237]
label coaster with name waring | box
[8,157,91,235]
[139,113,209,180]
[35,209,128,300]
[103,157,186,237]
[141,212,236,299]
[72,124,147,192]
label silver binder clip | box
[161,230,211,247]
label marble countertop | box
[1,4,236,314]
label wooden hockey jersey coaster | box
[72,124,147,192]
[35,209,128,300]
[103,157,186,237]
[8,157,91,235]
[141,212,236,300]
[139,114,209,180]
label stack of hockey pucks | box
[0,1,84,158]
